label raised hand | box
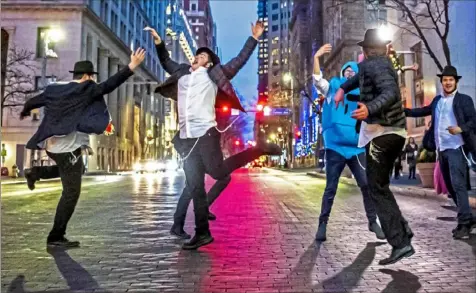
[144,26,162,45]
[128,48,146,71]
[314,44,332,59]
[251,21,264,40]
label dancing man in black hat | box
[405,65,476,239]
[146,22,281,250]
[20,48,146,248]
[334,29,414,265]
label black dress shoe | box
[453,224,471,240]
[378,245,415,265]
[170,225,191,239]
[24,169,36,191]
[208,212,217,221]
[47,237,80,248]
[182,233,214,250]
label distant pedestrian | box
[404,137,418,179]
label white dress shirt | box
[177,67,218,139]
[434,90,464,151]
[312,74,330,102]
[43,132,90,153]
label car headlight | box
[166,160,178,170]
[146,162,157,171]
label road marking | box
[279,201,299,222]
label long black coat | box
[154,37,258,112]
[21,67,134,149]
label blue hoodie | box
[320,61,364,159]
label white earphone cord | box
[180,115,243,162]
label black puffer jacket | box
[341,56,406,128]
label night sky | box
[210,0,259,140]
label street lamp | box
[283,72,295,168]
[377,24,393,43]
[41,28,64,89]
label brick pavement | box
[1,169,475,293]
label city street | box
[2,168,475,293]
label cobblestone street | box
[2,168,475,293]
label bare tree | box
[1,45,37,124]
[329,0,451,72]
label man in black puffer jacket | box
[334,29,414,266]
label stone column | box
[118,75,126,139]
[108,57,119,129]
[127,82,134,141]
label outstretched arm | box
[145,27,182,74]
[20,93,46,119]
[221,21,263,80]
[312,44,332,96]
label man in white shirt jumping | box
[147,22,281,250]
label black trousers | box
[173,175,231,227]
[44,148,84,241]
[176,128,263,235]
[366,134,411,249]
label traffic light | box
[296,131,302,140]
[235,140,240,146]
[256,104,264,112]
[222,106,229,112]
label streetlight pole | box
[290,76,295,169]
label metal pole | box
[290,76,295,169]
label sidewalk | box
[306,170,476,208]
[1,171,121,185]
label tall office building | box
[1,0,195,174]
[182,0,217,51]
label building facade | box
[1,0,196,175]
[182,0,216,51]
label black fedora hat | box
[357,29,391,47]
[195,47,221,66]
[437,65,462,79]
[69,61,98,74]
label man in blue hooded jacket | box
[312,44,384,242]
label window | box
[195,35,199,40]
[195,27,199,33]
[120,22,126,40]
[272,3,279,10]
[411,42,423,80]
[111,12,117,33]
[398,53,406,87]
[35,76,55,91]
[415,92,425,127]
[272,25,279,32]
[104,2,109,24]
[271,48,279,56]
[36,27,56,58]
[129,3,134,25]
[191,3,197,11]
[272,14,279,21]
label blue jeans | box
[319,149,377,225]
[439,148,474,225]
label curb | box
[306,171,476,209]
